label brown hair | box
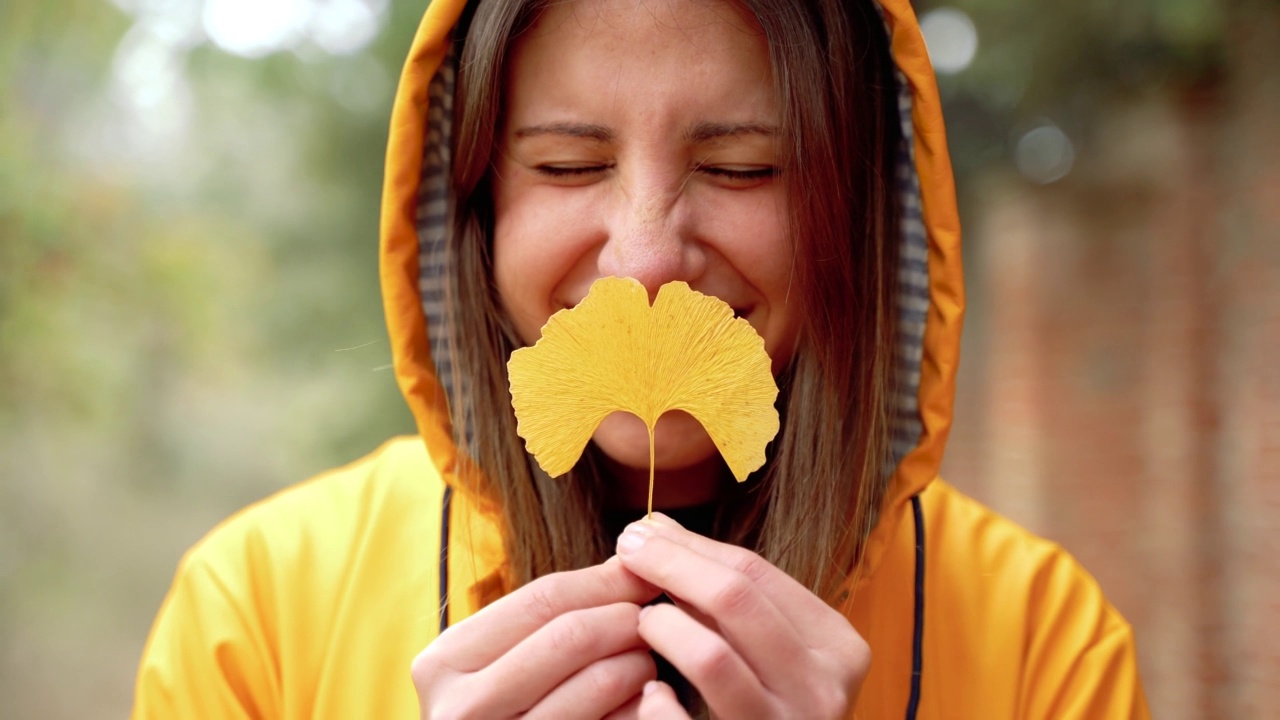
[445,0,901,602]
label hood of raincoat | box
[378,0,964,585]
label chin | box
[592,411,720,472]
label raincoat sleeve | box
[131,535,279,719]
[1021,548,1151,719]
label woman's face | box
[492,0,798,504]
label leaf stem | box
[647,423,655,521]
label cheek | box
[493,229,549,345]
[492,186,595,345]
[702,191,798,355]
[704,188,790,279]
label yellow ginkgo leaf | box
[508,277,780,516]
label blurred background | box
[0,0,1275,717]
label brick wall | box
[941,17,1280,712]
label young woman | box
[132,0,1151,718]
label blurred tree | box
[922,0,1224,184]
[921,1,1279,718]
[1,1,416,716]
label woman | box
[132,0,1151,717]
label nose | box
[597,184,706,301]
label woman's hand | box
[411,557,663,720]
[615,513,870,719]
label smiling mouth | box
[560,295,751,319]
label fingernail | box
[643,680,660,697]
[638,604,652,621]
[617,523,652,554]
[649,512,680,528]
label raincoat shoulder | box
[130,437,451,719]
[850,479,1150,718]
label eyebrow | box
[685,121,778,144]
[512,122,614,142]
[510,121,778,144]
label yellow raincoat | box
[132,0,1150,717]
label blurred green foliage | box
[924,0,1225,178]
[2,1,420,715]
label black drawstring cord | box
[906,494,925,719]
[438,485,453,633]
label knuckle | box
[548,613,593,655]
[688,641,736,683]
[847,635,872,672]
[410,647,443,685]
[520,577,560,625]
[729,549,771,584]
[827,628,871,677]
[583,660,631,702]
[804,642,869,720]
[618,601,644,632]
[809,686,852,720]
[600,560,630,590]
[709,574,757,617]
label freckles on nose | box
[600,196,704,297]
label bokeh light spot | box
[1015,123,1076,184]
[202,0,311,58]
[920,7,979,75]
[310,0,383,56]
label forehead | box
[530,0,762,36]
[504,0,774,115]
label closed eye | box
[699,165,778,184]
[534,164,613,178]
